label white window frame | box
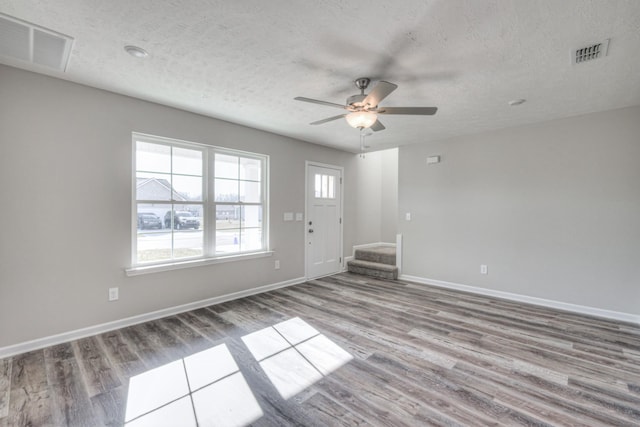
[128,133,270,276]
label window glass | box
[137,142,170,173]
[241,228,262,251]
[240,181,261,203]
[171,204,203,259]
[240,157,261,181]
[216,228,240,254]
[136,203,171,263]
[136,172,173,201]
[173,147,202,176]
[215,154,239,179]
[215,179,239,202]
[172,175,203,201]
[314,174,322,198]
[314,173,336,199]
[243,206,262,228]
[328,176,335,199]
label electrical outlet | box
[480,264,488,275]
[109,287,119,301]
[275,260,280,270]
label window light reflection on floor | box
[124,344,263,427]
[241,317,354,400]
[123,317,352,426]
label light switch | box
[283,212,293,221]
[405,212,411,221]
[427,156,440,164]
[295,213,303,221]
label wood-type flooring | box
[1,273,639,426]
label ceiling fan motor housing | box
[347,94,369,109]
[354,77,371,91]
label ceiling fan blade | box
[378,107,438,115]
[362,81,398,107]
[294,97,346,109]
[310,114,347,125]
[370,119,386,132]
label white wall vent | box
[0,13,73,72]
[573,39,609,64]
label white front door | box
[306,163,343,279]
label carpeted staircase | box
[347,246,398,280]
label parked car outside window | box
[165,210,200,229]
[137,213,163,230]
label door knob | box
[308,229,314,233]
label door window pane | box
[328,176,335,199]
[314,174,322,198]
[313,174,336,199]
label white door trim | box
[304,161,344,279]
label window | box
[314,173,335,199]
[133,133,268,267]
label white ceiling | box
[2,0,640,153]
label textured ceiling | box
[2,0,640,153]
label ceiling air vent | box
[0,12,73,72]
[573,39,609,64]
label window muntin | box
[133,134,267,266]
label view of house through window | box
[133,134,267,265]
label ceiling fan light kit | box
[295,77,437,134]
[346,111,377,129]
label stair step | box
[347,259,398,280]
[354,246,396,265]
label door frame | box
[304,161,344,280]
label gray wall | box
[380,148,398,243]
[350,148,398,246]
[0,65,360,348]
[398,106,640,315]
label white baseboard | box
[400,274,640,325]
[0,276,306,359]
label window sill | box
[125,251,274,277]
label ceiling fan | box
[294,77,437,132]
